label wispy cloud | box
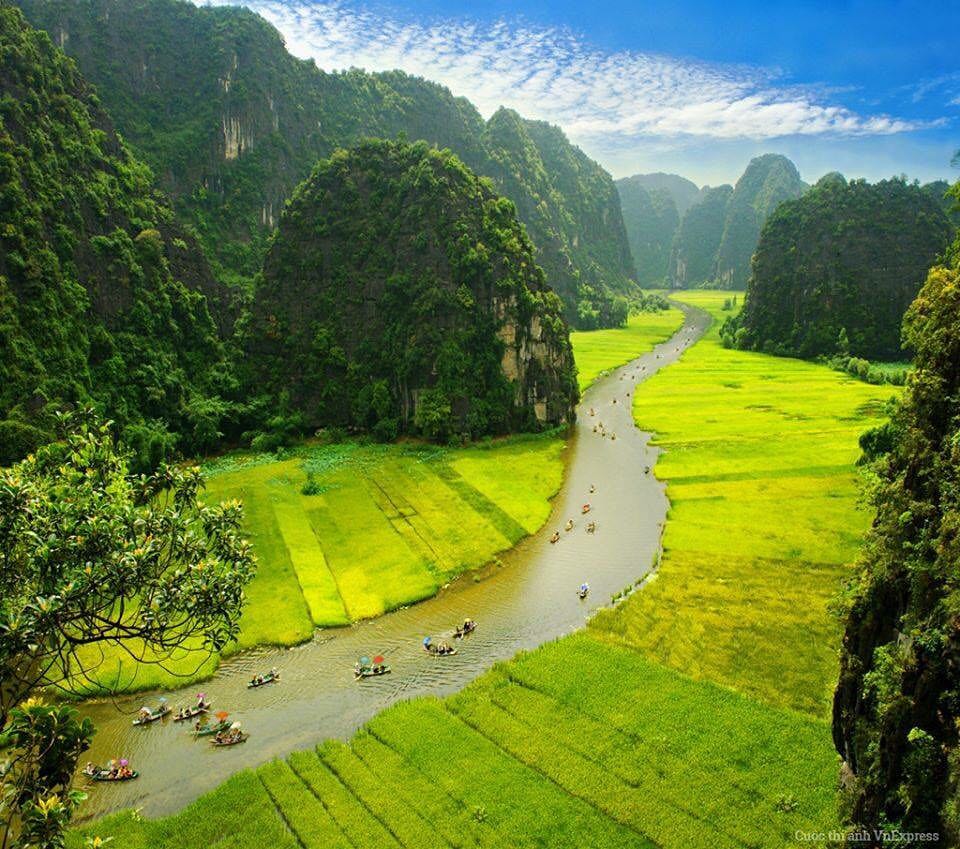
[200,0,927,152]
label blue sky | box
[204,0,959,186]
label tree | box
[0,411,255,848]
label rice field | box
[570,307,684,391]
[71,435,566,694]
[69,635,840,849]
[590,289,899,716]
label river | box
[74,303,710,821]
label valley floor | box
[71,306,685,696]
[72,437,566,695]
[70,295,894,847]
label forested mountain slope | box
[734,175,954,359]
[19,0,637,327]
[247,139,578,439]
[616,178,681,285]
[665,154,805,289]
[668,184,733,287]
[834,181,960,838]
[0,4,230,468]
[711,153,806,288]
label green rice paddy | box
[591,289,898,716]
[570,308,684,391]
[71,293,890,845]
[73,436,566,694]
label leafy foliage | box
[0,5,235,471]
[733,175,954,360]
[833,181,960,838]
[246,139,577,440]
[0,412,254,847]
[20,0,638,327]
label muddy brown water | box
[74,304,709,821]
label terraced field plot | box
[570,307,684,391]
[591,289,899,716]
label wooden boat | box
[193,720,230,737]
[355,665,391,679]
[581,504,591,514]
[425,645,458,657]
[132,705,170,725]
[173,704,209,722]
[212,733,249,747]
[247,671,279,688]
[453,621,477,639]
[86,769,139,782]
[577,586,590,599]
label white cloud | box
[199,0,926,154]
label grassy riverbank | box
[71,295,890,846]
[570,307,683,391]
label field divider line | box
[363,726,541,849]
[270,497,331,626]
[448,695,755,849]
[257,772,309,849]
[318,749,422,849]
[303,507,351,622]
[485,680,780,838]
[351,736,491,849]
[287,757,361,849]
[438,704,667,849]
[366,473,450,577]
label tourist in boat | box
[564,519,574,532]
[578,583,590,598]
[270,667,279,680]
[550,531,560,544]
[586,521,596,534]
[581,503,591,514]
[589,484,596,493]
[84,762,97,777]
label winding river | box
[74,303,710,821]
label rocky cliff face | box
[246,140,578,439]
[668,185,732,288]
[712,154,806,289]
[666,154,805,289]
[20,0,637,327]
